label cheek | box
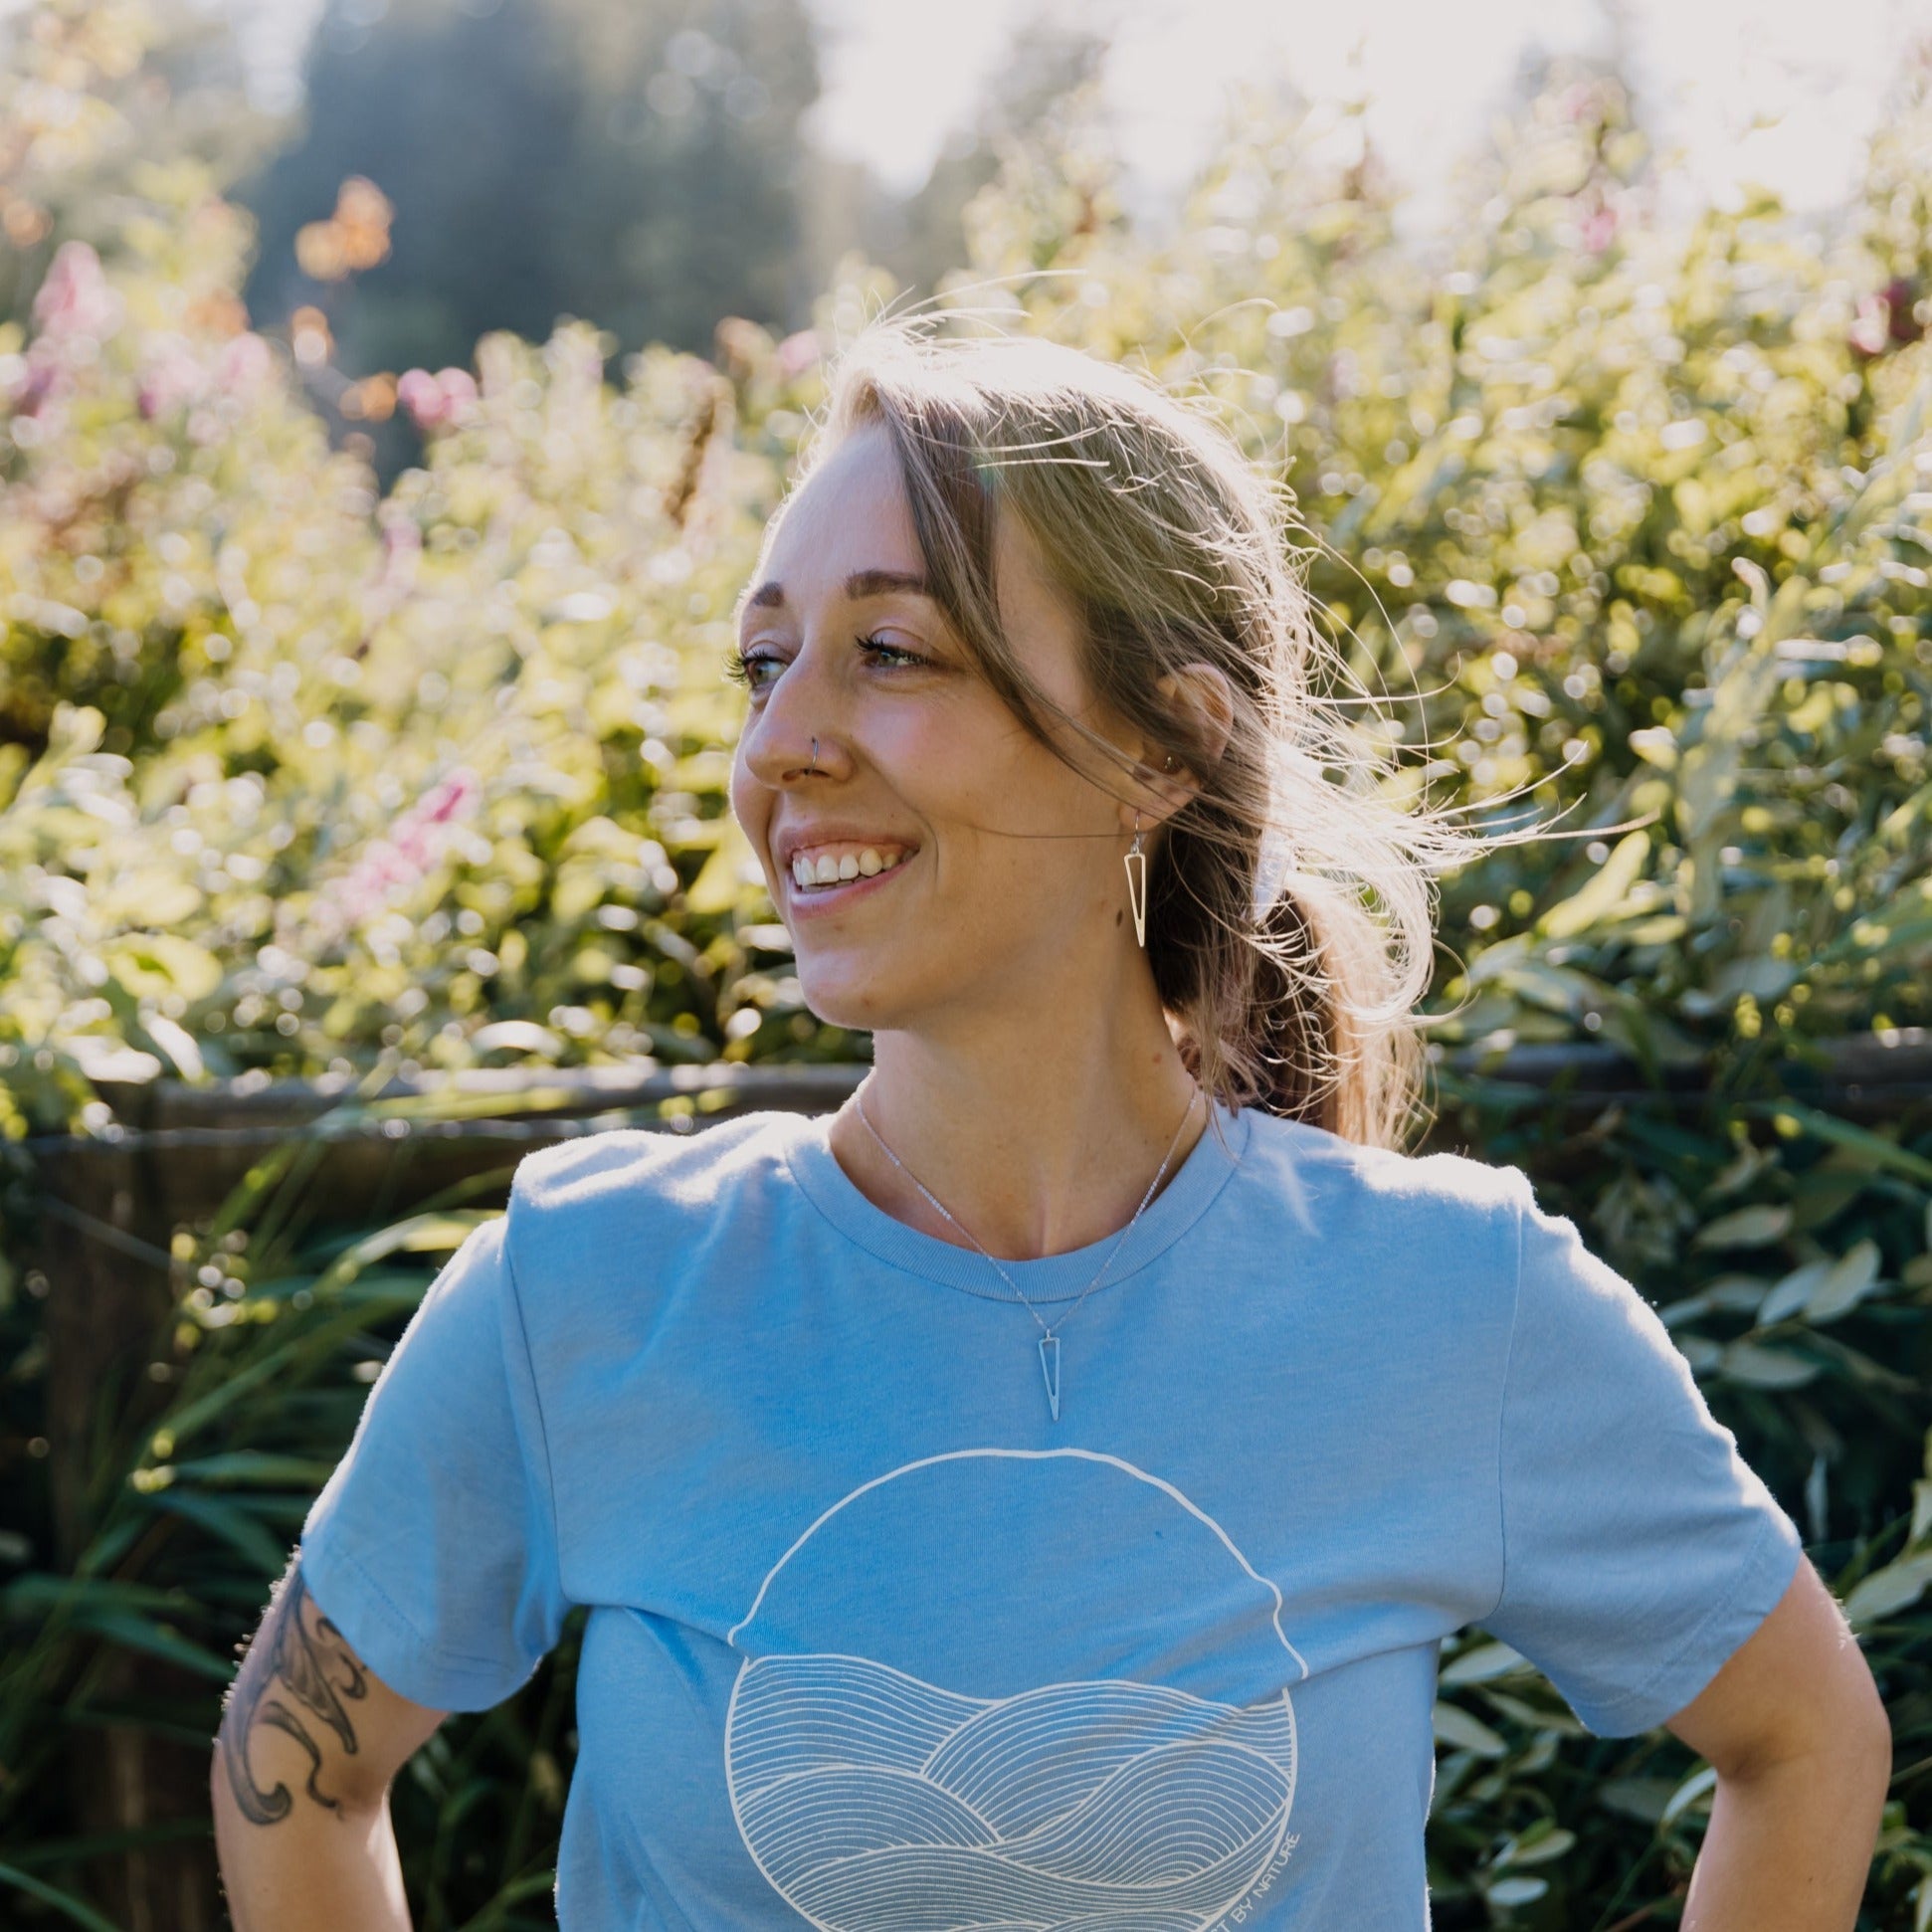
[898,697,1043,804]
[726,769,759,844]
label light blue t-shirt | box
[297,1099,1804,1930]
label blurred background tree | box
[238,0,823,373]
[225,0,1097,478]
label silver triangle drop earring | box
[1124,754,1176,950]
[1124,813,1148,948]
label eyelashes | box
[723,635,929,691]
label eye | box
[857,632,929,670]
[723,634,931,693]
[723,645,777,690]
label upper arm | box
[1478,1180,1814,1736]
[1663,1556,1891,1781]
[215,1554,449,1821]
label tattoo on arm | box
[219,1563,371,1825]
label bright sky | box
[806,0,1925,243]
[231,0,1926,236]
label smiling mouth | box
[787,850,918,899]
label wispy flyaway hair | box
[795,311,1477,1150]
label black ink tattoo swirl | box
[219,1562,370,1826]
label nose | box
[738,637,848,788]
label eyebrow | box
[742,568,933,615]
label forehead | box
[738,418,1082,683]
[759,424,920,581]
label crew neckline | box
[782,1095,1252,1303]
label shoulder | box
[493,1110,808,1355]
[1236,1104,1522,1221]
[509,1107,799,1213]
[1229,1112,1530,1305]
[500,1109,802,1273]
[1221,1112,1530,1358]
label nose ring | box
[808,734,820,775]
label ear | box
[1159,664,1235,765]
[1119,664,1234,833]
[1129,664,1234,825]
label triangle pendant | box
[1039,1334,1062,1423]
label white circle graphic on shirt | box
[723,1448,1308,1932]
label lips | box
[784,847,916,913]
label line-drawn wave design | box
[728,1651,1296,1932]
[729,1652,985,1794]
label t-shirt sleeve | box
[1477,1176,1806,1738]
[295,1211,570,1713]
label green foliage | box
[3,9,1931,1928]
[954,62,1932,1061]
[0,0,284,349]
[0,1138,577,1927]
[0,225,866,1145]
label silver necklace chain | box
[849,1078,1204,1421]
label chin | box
[790,958,916,1036]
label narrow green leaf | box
[0,1863,127,1932]
[1718,1341,1820,1388]
[1501,1824,1576,1866]
[1440,1640,1527,1686]
[1750,1101,1932,1189]
[1484,1875,1549,1906]
[1432,1701,1508,1757]
[1661,1763,1718,1827]
[1845,1550,1932,1630]
[1538,829,1649,940]
[57,1608,233,1682]
[150,1489,290,1575]
[1806,1240,1883,1323]
[1757,1260,1831,1326]
[1695,1206,1793,1251]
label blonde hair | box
[789,312,1475,1151]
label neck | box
[826,971,1209,1263]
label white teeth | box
[789,846,911,889]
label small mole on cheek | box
[1114,909,1123,927]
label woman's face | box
[728,420,1141,1038]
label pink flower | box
[436,366,479,422]
[11,343,68,419]
[397,364,478,432]
[396,366,445,429]
[370,500,422,609]
[137,334,210,420]
[217,331,275,398]
[32,241,122,344]
[417,767,481,824]
[304,768,483,941]
[1849,293,1891,359]
[1582,206,1618,254]
[776,328,820,379]
[1561,82,1601,122]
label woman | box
[212,318,1889,1929]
